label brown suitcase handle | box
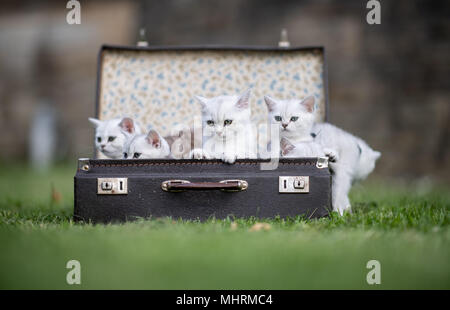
[161,179,248,192]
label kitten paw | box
[334,202,352,216]
[324,148,339,162]
[189,149,211,160]
[222,153,237,164]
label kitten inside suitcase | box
[89,89,380,215]
[188,88,257,164]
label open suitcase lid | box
[94,44,329,158]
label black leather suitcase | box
[74,44,331,223]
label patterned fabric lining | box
[98,48,326,137]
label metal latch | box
[97,178,128,195]
[279,176,309,193]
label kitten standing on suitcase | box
[312,122,380,214]
[190,89,257,164]
[89,117,142,159]
[264,95,381,215]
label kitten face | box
[196,89,251,141]
[123,130,170,159]
[264,96,316,140]
[89,117,140,159]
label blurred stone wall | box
[0,0,138,159]
[0,0,448,182]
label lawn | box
[0,163,448,289]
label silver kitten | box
[89,117,142,159]
[122,129,170,159]
[189,89,257,164]
[312,123,381,214]
[265,95,381,215]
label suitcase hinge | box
[278,28,290,48]
[137,28,149,47]
[78,158,90,171]
[316,157,329,169]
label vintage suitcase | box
[74,43,331,223]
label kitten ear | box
[236,88,251,109]
[146,130,161,148]
[280,138,295,156]
[119,117,136,134]
[194,95,209,109]
[300,96,315,113]
[88,117,102,127]
[264,95,277,112]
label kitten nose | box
[100,144,106,149]
[282,123,288,129]
[217,131,223,136]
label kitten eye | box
[206,120,215,126]
[290,116,299,122]
[274,116,282,122]
[224,119,233,126]
[97,137,102,143]
[123,152,128,159]
[133,152,141,159]
[108,136,116,142]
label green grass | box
[0,163,448,289]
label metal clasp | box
[279,176,309,193]
[97,178,128,195]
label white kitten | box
[122,129,170,159]
[264,95,316,143]
[89,117,142,159]
[189,89,257,164]
[264,96,381,215]
[312,123,381,214]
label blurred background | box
[0,0,448,182]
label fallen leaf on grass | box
[249,222,271,232]
[51,184,62,204]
